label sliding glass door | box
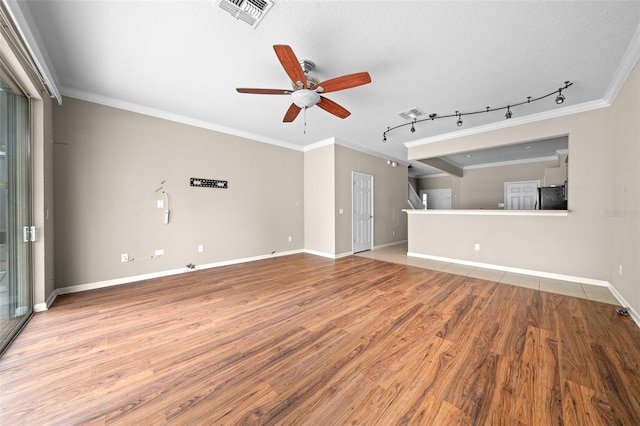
[0,66,32,355]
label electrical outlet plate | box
[198,245,204,253]
[121,253,128,262]
[155,249,164,256]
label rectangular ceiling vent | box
[397,107,425,121]
[217,0,274,29]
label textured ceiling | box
[11,1,640,176]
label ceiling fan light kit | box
[382,81,573,142]
[236,45,371,128]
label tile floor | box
[356,242,619,305]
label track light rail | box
[382,81,573,142]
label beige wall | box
[304,141,409,257]
[419,157,565,210]
[334,143,408,255]
[303,143,335,255]
[54,98,304,288]
[407,61,640,317]
[407,107,612,281]
[458,160,558,209]
[609,61,640,314]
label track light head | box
[555,89,565,104]
[456,111,463,127]
[505,106,512,119]
[410,120,416,133]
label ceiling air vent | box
[217,0,274,29]
[397,107,425,121]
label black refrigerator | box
[538,186,567,210]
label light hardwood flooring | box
[1,253,639,424]
[357,243,619,305]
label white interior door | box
[504,181,539,210]
[420,189,452,209]
[353,172,373,253]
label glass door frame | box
[0,61,33,356]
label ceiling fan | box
[236,45,371,123]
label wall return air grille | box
[217,0,274,29]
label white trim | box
[34,288,59,312]
[407,251,609,287]
[404,209,568,217]
[335,251,353,259]
[60,87,304,152]
[55,249,304,295]
[464,155,559,171]
[303,136,409,168]
[604,22,640,104]
[303,137,337,152]
[303,249,337,259]
[374,240,408,250]
[2,0,62,103]
[404,99,609,149]
[607,285,640,329]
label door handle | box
[22,226,36,242]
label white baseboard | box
[408,251,639,329]
[374,240,407,250]
[407,252,610,287]
[607,284,640,329]
[304,249,337,259]
[34,289,59,312]
[55,249,305,296]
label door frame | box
[352,172,374,253]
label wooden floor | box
[1,254,639,425]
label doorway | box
[352,172,373,253]
[420,188,452,209]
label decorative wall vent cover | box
[397,107,425,121]
[217,0,274,29]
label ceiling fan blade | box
[313,72,371,93]
[273,45,307,88]
[236,88,292,95]
[283,103,302,122]
[317,96,351,119]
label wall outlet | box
[198,245,204,253]
[157,200,164,209]
[288,236,292,242]
[155,249,165,256]
[474,243,480,251]
[121,253,129,262]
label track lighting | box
[382,81,573,142]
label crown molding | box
[604,22,640,104]
[60,86,305,152]
[404,99,609,148]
